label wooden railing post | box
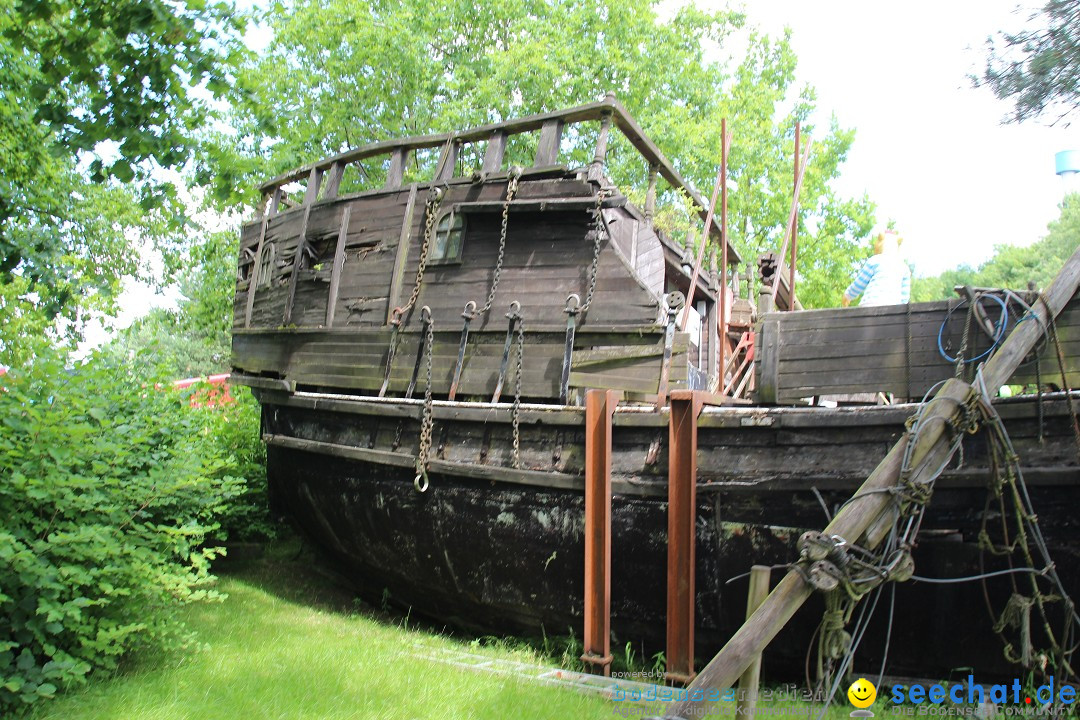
[666,389,704,684]
[583,388,618,677]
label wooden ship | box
[230,94,1080,689]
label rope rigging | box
[800,291,1080,715]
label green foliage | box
[99,230,237,379]
[979,0,1080,124]
[0,0,245,365]
[201,0,875,308]
[913,193,1080,300]
[192,386,273,543]
[0,349,271,715]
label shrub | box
[176,381,273,543]
[0,353,250,715]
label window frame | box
[428,209,467,265]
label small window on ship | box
[430,210,465,264]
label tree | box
[979,0,1080,124]
[912,192,1080,300]
[99,230,237,379]
[200,0,875,308]
[0,0,244,365]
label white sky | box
[723,0,1078,277]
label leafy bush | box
[0,353,259,715]
[178,381,273,543]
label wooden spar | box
[678,166,724,331]
[789,122,800,309]
[671,242,1080,719]
[325,205,352,326]
[769,137,812,308]
[719,121,730,394]
[243,207,271,328]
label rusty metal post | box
[789,122,800,310]
[666,389,704,684]
[719,119,730,393]
[583,388,618,676]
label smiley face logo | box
[847,678,877,709]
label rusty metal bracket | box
[492,301,522,403]
[560,294,581,404]
[582,388,618,677]
[406,306,432,399]
[379,322,402,398]
[656,291,685,408]
[449,300,477,401]
[666,389,705,684]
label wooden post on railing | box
[719,118,730,393]
[645,164,659,222]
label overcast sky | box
[722,0,1077,277]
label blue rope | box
[937,293,1009,364]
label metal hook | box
[506,300,521,319]
[414,470,430,493]
[421,305,432,323]
[564,293,581,315]
[461,300,477,320]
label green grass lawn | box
[25,547,875,720]
[26,551,615,720]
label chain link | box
[415,307,435,492]
[512,317,524,469]
[579,187,608,315]
[479,168,522,316]
[395,188,443,326]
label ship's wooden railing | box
[754,295,1080,404]
[250,92,739,264]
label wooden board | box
[756,296,1080,403]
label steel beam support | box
[666,389,704,684]
[582,388,618,676]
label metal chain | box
[394,188,443,325]
[579,187,608,315]
[479,168,522,315]
[512,317,524,469]
[415,308,435,492]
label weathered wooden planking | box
[236,175,657,333]
[757,295,1080,403]
[233,326,689,398]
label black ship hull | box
[261,390,1080,680]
